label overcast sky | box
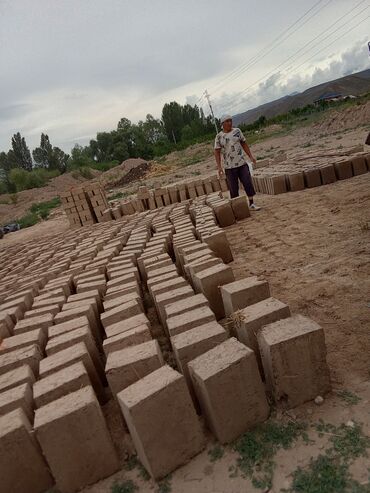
[0,0,369,153]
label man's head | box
[220,114,232,132]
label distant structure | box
[313,92,357,105]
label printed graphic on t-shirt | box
[214,128,247,169]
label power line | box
[226,12,370,115]
[208,0,333,96]
[193,0,330,107]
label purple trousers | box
[225,164,255,198]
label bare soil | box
[1,101,369,492]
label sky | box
[0,0,369,154]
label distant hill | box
[233,68,370,126]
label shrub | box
[17,212,39,229]
[9,193,18,204]
[9,167,60,192]
[30,197,61,219]
[78,167,94,179]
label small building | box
[314,92,343,105]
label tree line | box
[0,101,216,194]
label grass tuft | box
[336,390,362,406]
[111,479,138,493]
[208,444,224,462]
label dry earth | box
[1,102,369,492]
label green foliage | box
[208,444,224,462]
[108,191,127,201]
[157,475,172,493]
[11,132,32,171]
[78,167,94,179]
[336,390,362,406]
[29,197,61,220]
[288,421,370,493]
[233,419,308,489]
[9,193,18,204]
[9,167,60,192]
[17,212,39,229]
[111,480,138,493]
[33,133,69,173]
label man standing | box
[214,114,260,210]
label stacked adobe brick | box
[0,197,331,490]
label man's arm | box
[241,141,256,165]
[214,148,224,176]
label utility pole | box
[204,90,218,134]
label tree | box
[162,102,183,143]
[33,133,69,172]
[32,133,53,168]
[0,151,16,193]
[11,132,32,170]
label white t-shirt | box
[214,127,247,169]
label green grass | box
[336,390,362,406]
[108,191,128,201]
[287,421,370,493]
[111,480,138,493]
[17,212,39,229]
[208,444,224,462]
[233,419,309,490]
[157,475,172,493]
[30,197,61,219]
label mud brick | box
[220,277,271,317]
[68,290,103,313]
[168,186,179,203]
[117,365,205,480]
[164,293,209,321]
[0,298,27,318]
[167,306,216,337]
[188,257,222,284]
[334,159,353,180]
[34,386,118,492]
[49,316,90,338]
[0,312,14,338]
[236,297,291,371]
[24,304,60,320]
[77,280,106,297]
[146,258,173,274]
[0,328,47,355]
[188,338,269,443]
[0,345,42,377]
[46,326,104,381]
[203,178,214,195]
[105,283,141,301]
[39,342,105,402]
[0,365,35,393]
[219,176,229,192]
[0,305,24,324]
[101,300,142,330]
[54,304,102,344]
[230,196,251,220]
[104,313,150,338]
[269,175,287,194]
[187,185,197,199]
[286,172,305,191]
[103,292,144,313]
[147,263,177,281]
[149,277,188,300]
[0,408,53,493]
[4,292,34,310]
[103,324,152,356]
[155,285,194,324]
[213,201,235,227]
[203,230,233,263]
[257,315,331,407]
[171,321,228,400]
[319,164,337,185]
[351,156,368,175]
[0,382,33,422]
[106,340,163,395]
[193,264,235,320]
[32,295,66,310]
[303,169,322,188]
[34,362,91,408]
[14,314,54,336]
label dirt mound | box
[312,100,370,135]
[100,158,148,188]
[109,161,151,187]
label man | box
[214,114,260,210]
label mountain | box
[232,68,370,126]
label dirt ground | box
[81,173,370,493]
[1,103,369,492]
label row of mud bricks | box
[0,197,330,493]
[109,173,229,220]
[252,151,370,194]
